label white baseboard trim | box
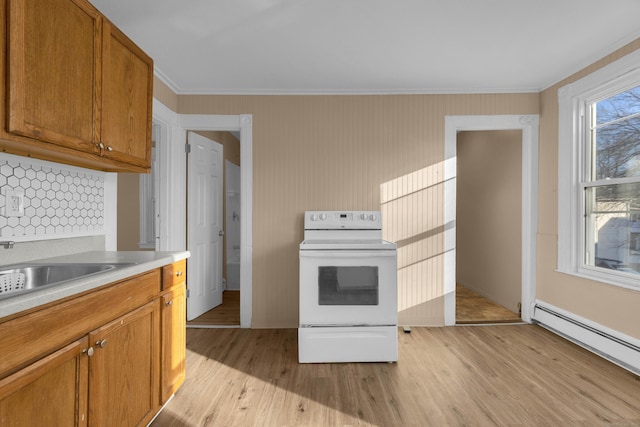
[533,300,640,375]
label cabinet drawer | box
[0,269,160,379]
[162,260,186,291]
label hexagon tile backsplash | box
[0,155,105,239]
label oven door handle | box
[299,250,396,258]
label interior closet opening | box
[455,130,523,324]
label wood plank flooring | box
[456,284,522,324]
[187,290,240,327]
[188,285,521,327]
[151,325,640,427]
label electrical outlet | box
[6,189,24,217]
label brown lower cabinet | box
[89,300,160,426]
[161,283,186,403]
[0,337,89,426]
[0,261,187,426]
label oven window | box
[318,266,378,305]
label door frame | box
[152,99,253,328]
[443,115,539,325]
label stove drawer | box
[298,326,398,363]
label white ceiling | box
[90,0,640,95]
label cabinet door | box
[0,337,89,427]
[88,300,160,427]
[161,283,186,403]
[7,0,101,150]
[101,20,153,170]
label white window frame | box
[558,49,640,290]
[138,143,157,249]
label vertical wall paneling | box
[175,93,539,327]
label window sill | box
[556,267,640,292]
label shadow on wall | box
[398,295,445,324]
[380,161,451,326]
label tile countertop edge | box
[0,250,190,319]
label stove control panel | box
[305,211,382,230]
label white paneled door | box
[187,132,223,320]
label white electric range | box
[298,211,398,363]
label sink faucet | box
[0,241,15,249]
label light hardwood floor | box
[187,290,240,327]
[456,284,522,324]
[190,286,520,327]
[151,325,640,427]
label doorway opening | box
[186,131,241,328]
[443,115,539,326]
[455,130,523,324]
[151,100,253,328]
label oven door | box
[299,249,397,326]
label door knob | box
[219,230,225,236]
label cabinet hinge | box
[185,143,191,154]
[186,289,190,298]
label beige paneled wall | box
[153,77,178,112]
[117,173,141,250]
[456,130,522,313]
[178,94,538,327]
[380,161,445,323]
[538,38,640,339]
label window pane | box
[592,86,640,179]
[594,115,640,179]
[585,183,640,274]
[596,85,640,126]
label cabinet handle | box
[166,300,173,306]
[83,347,94,357]
[96,143,113,155]
[176,271,183,277]
[96,339,107,348]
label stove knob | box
[370,214,377,221]
[360,213,369,220]
[310,214,318,221]
[319,213,327,220]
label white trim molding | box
[534,301,640,375]
[151,100,183,252]
[444,115,539,325]
[557,49,640,289]
[152,99,253,328]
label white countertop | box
[0,250,190,319]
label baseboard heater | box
[533,301,640,376]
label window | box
[558,50,640,289]
[139,125,159,249]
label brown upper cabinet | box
[101,21,154,169]
[0,0,153,173]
